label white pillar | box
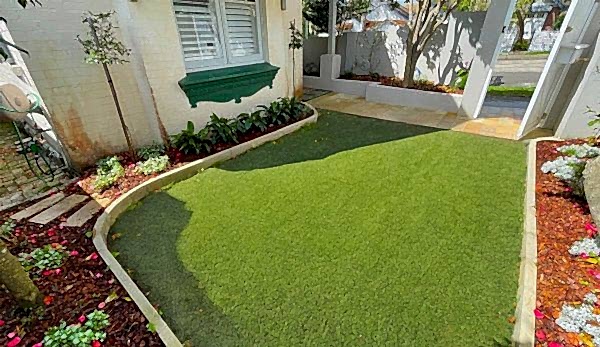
[459,0,517,118]
[328,0,337,54]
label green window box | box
[178,63,280,107]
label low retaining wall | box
[92,105,319,347]
[304,76,463,113]
[366,83,463,113]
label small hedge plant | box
[137,143,165,161]
[43,310,110,347]
[135,155,170,176]
[93,156,125,192]
[171,97,310,155]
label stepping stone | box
[60,200,102,228]
[29,194,88,225]
[10,192,66,220]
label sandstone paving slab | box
[29,194,87,225]
[61,200,102,227]
[10,192,65,220]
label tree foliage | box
[513,0,534,48]
[303,0,370,33]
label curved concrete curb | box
[92,105,319,347]
[512,136,560,347]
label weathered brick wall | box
[0,0,162,169]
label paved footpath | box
[10,192,101,227]
[0,122,70,210]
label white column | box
[328,0,337,54]
[458,0,517,118]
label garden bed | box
[78,100,315,204]
[339,73,463,94]
[534,139,600,346]
[0,191,164,346]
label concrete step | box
[10,192,65,221]
[61,200,102,228]
[29,194,88,225]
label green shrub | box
[1,220,15,240]
[19,244,67,273]
[513,39,530,51]
[238,111,268,133]
[206,113,239,144]
[93,156,125,192]
[259,97,307,125]
[170,121,213,155]
[43,310,110,347]
[136,155,170,175]
[137,143,165,160]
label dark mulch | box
[535,140,599,346]
[0,189,164,346]
[338,74,463,94]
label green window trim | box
[178,63,280,107]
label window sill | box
[178,63,280,107]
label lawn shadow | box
[111,192,247,347]
[219,110,442,172]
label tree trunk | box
[0,240,42,308]
[516,11,525,44]
[403,44,420,88]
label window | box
[173,0,264,72]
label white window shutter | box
[223,0,262,62]
[173,0,226,69]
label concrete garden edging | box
[512,137,560,347]
[91,104,319,347]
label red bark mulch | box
[0,189,164,346]
[535,139,599,346]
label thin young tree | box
[78,11,135,159]
[513,0,534,49]
[402,0,460,88]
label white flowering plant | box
[557,144,600,159]
[556,293,600,346]
[541,156,587,195]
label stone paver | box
[61,200,102,227]
[29,194,87,225]
[10,192,66,220]
[308,93,522,140]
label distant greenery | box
[303,0,370,33]
[487,85,536,98]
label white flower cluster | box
[557,144,600,158]
[569,238,600,257]
[541,156,586,181]
[556,294,600,346]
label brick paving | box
[0,122,70,209]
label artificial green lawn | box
[112,111,527,346]
[487,85,536,98]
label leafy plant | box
[77,11,130,65]
[137,143,165,161]
[171,121,212,155]
[453,68,469,90]
[206,113,239,144]
[19,244,67,273]
[135,155,170,176]
[237,111,268,133]
[43,310,110,347]
[93,156,125,192]
[1,220,16,241]
[260,97,307,125]
[587,108,600,139]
